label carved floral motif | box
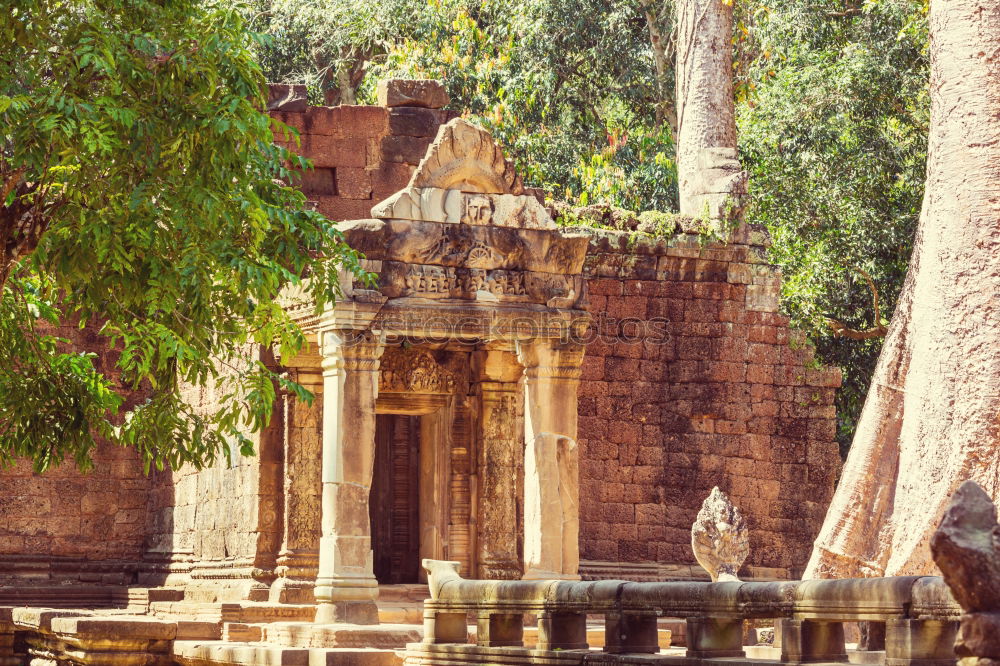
[379,348,457,394]
[479,392,523,579]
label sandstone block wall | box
[270,103,455,219]
[268,84,842,579]
[576,231,841,580]
[0,322,149,586]
[141,350,283,600]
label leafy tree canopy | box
[737,0,928,452]
[255,0,681,212]
[0,0,365,472]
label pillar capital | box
[320,330,385,376]
[514,340,586,381]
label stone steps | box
[0,585,123,608]
[173,640,404,666]
[378,601,424,624]
[149,601,316,624]
[261,622,423,649]
[377,584,430,624]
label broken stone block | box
[378,79,450,109]
[691,486,749,582]
[930,480,1000,613]
[955,613,1000,660]
[267,83,308,112]
[931,481,1000,663]
[389,107,449,137]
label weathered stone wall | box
[268,84,456,220]
[140,350,284,601]
[0,448,148,586]
[268,83,843,580]
[576,230,841,580]
[0,322,149,587]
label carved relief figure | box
[462,194,494,225]
[479,393,523,579]
[417,225,502,268]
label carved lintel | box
[379,348,457,395]
[373,262,584,307]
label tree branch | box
[1,167,25,204]
[825,268,888,340]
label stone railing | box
[408,559,961,665]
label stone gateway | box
[279,117,594,624]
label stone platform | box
[0,602,421,666]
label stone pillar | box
[516,340,585,580]
[779,619,847,663]
[270,364,322,604]
[474,349,524,580]
[315,330,385,625]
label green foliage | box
[0,0,366,471]
[248,0,433,103]
[375,0,679,211]
[637,210,681,237]
[738,0,928,453]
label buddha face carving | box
[462,194,493,225]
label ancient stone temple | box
[0,81,847,664]
[275,117,593,624]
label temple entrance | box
[370,414,421,584]
[275,118,590,619]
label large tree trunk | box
[674,0,737,217]
[674,0,747,222]
[805,0,1000,578]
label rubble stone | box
[930,480,1000,613]
[267,84,308,112]
[377,79,450,109]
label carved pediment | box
[410,119,522,194]
[379,348,457,395]
[371,119,556,230]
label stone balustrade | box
[409,559,962,665]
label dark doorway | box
[370,414,421,584]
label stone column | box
[270,364,322,604]
[315,330,384,625]
[515,341,585,580]
[474,349,524,579]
